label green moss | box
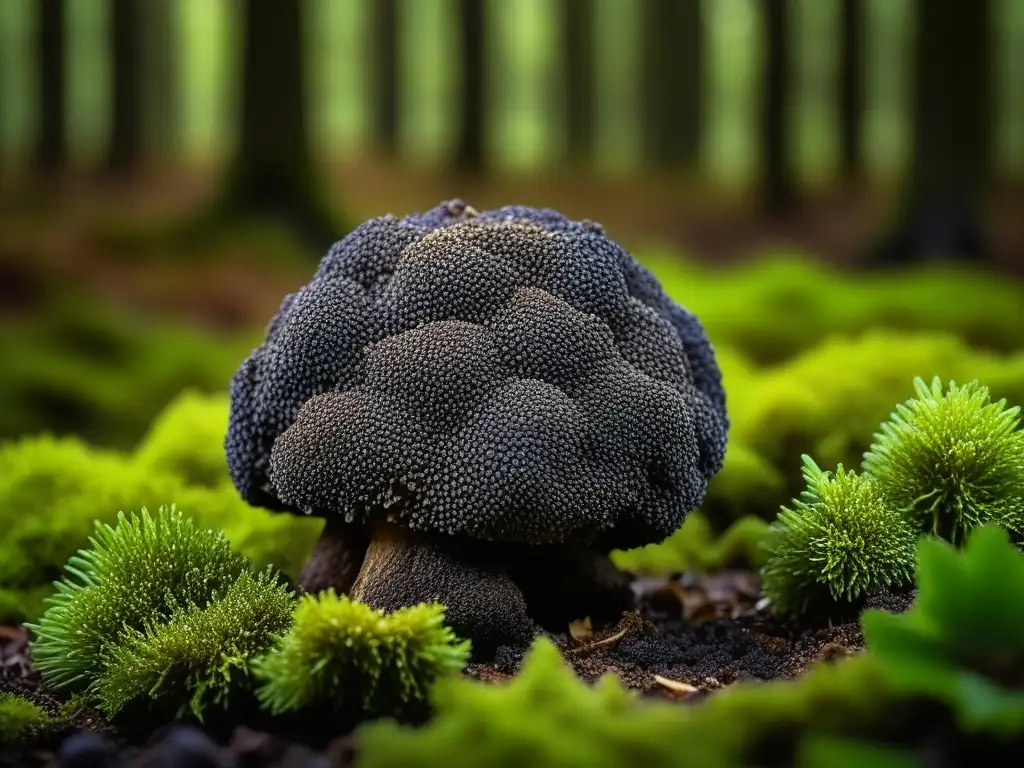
[175,483,322,581]
[728,331,1024,499]
[0,298,257,449]
[760,456,917,619]
[356,635,892,768]
[95,569,294,721]
[134,390,232,488]
[647,253,1024,364]
[700,442,786,527]
[862,377,1024,545]
[611,512,769,576]
[863,526,1024,735]
[357,637,686,767]
[0,435,184,619]
[0,434,320,624]
[0,693,55,744]
[254,591,470,717]
[28,506,249,693]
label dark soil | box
[0,571,914,768]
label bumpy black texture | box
[226,200,727,550]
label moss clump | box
[0,693,55,744]
[254,591,470,717]
[133,390,231,488]
[0,436,184,622]
[729,331,1024,490]
[611,512,769,576]
[28,506,249,693]
[95,569,294,720]
[862,377,1024,545]
[0,434,321,623]
[760,456,917,619]
[863,526,1024,735]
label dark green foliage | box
[253,591,470,717]
[761,456,917,619]
[795,737,921,768]
[0,298,257,449]
[0,693,55,744]
[863,526,1024,735]
[610,512,770,576]
[95,569,294,720]
[862,377,1024,544]
[28,506,248,693]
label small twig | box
[565,627,628,657]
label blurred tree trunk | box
[143,0,180,160]
[34,0,67,174]
[452,0,486,172]
[870,0,992,263]
[106,0,146,174]
[219,0,340,247]
[838,0,863,181]
[640,0,702,172]
[370,0,399,156]
[559,0,595,166]
[759,0,797,213]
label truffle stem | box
[298,515,369,596]
[349,521,535,654]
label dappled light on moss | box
[134,389,232,488]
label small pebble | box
[53,731,119,768]
[142,725,230,768]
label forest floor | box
[0,570,913,768]
[1,162,1023,332]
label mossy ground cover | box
[2,255,1024,766]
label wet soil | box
[0,571,914,768]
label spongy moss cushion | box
[226,201,728,552]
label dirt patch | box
[471,572,914,700]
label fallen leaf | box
[653,674,699,696]
[569,616,593,642]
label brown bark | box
[760,0,797,213]
[838,0,864,181]
[559,0,596,165]
[452,0,487,172]
[370,0,400,155]
[34,0,67,173]
[106,0,146,174]
[641,0,703,172]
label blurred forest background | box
[0,0,1023,452]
